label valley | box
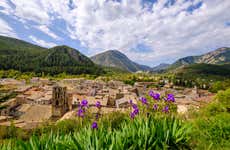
[0,35,229,149]
[1,0,230,149]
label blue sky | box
[0,0,230,67]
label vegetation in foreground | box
[0,88,230,149]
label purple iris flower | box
[153,104,158,110]
[81,99,88,107]
[132,104,138,109]
[77,108,84,117]
[95,113,99,119]
[130,112,135,119]
[133,108,139,115]
[91,122,98,129]
[140,97,148,105]
[129,100,133,104]
[149,90,154,97]
[162,106,169,113]
[167,94,175,102]
[153,93,160,100]
[95,101,101,108]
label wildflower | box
[95,101,101,108]
[167,94,175,102]
[153,104,158,110]
[149,90,154,97]
[77,108,84,117]
[91,122,98,129]
[162,106,169,113]
[130,112,135,119]
[132,104,138,109]
[95,113,99,119]
[129,100,133,104]
[140,97,148,105]
[81,99,88,107]
[153,93,160,100]
[133,108,139,115]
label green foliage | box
[202,101,227,116]
[189,88,230,149]
[0,92,17,103]
[99,112,129,130]
[1,116,191,150]
[0,70,37,81]
[123,74,157,85]
[209,80,230,93]
[0,36,105,76]
[0,123,28,140]
[175,63,230,79]
[171,64,230,89]
[191,113,230,149]
[0,105,7,110]
[216,88,230,109]
[209,81,225,93]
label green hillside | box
[175,63,230,80]
[91,50,151,72]
[169,47,230,70]
[0,36,48,72]
[0,36,104,75]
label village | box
[0,77,214,129]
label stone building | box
[52,86,70,117]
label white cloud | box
[0,0,12,15]
[61,0,230,66]
[36,25,60,40]
[10,0,50,24]
[0,18,17,38]
[29,35,56,48]
[1,0,230,66]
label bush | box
[209,81,224,93]
[189,88,230,149]
[0,124,29,140]
[209,80,230,93]
[216,88,230,109]
[191,113,230,149]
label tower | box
[52,86,69,117]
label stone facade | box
[52,86,69,117]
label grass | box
[191,112,230,149]
[188,88,230,149]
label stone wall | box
[52,86,69,117]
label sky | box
[0,0,230,67]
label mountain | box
[170,47,230,69]
[91,50,151,72]
[151,63,170,72]
[44,45,93,66]
[174,63,230,80]
[0,36,103,75]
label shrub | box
[189,88,230,149]
[191,113,230,149]
[209,80,230,93]
[209,81,224,93]
[0,124,28,140]
[216,88,230,108]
